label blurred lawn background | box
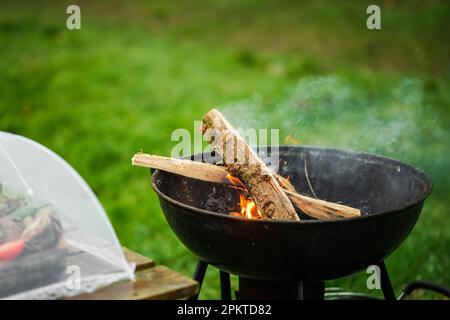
[0,0,449,299]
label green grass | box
[0,0,449,299]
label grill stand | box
[188,259,396,300]
[187,259,208,300]
[220,271,232,300]
[378,261,396,300]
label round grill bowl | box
[151,146,432,281]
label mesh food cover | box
[0,131,134,299]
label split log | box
[201,109,299,221]
[132,154,229,184]
[274,175,360,220]
[132,153,361,220]
[275,175,297,193]
[284,190,360,220]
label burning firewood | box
[275,175,297,193]
[201,109,299,221]
[132,154,361,220]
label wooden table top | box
[68,247,198,300]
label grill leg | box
[378,261,396,300]
[220,271,232,300]
[188,259,208,300]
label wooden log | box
[275,175,297,192]
[275,176,360,220]
[132,154,360,219]
[284,190,360,220]
[132,153,229,184]
[201,109,299,221]
[132,154,361,220]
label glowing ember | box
[226,174,262,220]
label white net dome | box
[0,131,134,299]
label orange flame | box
[226,173,242,186]
[226,174,262,219]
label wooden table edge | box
[66,248,198,300]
